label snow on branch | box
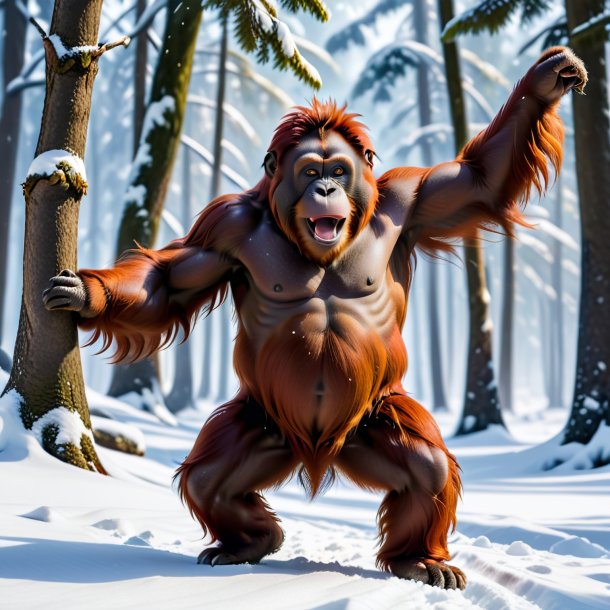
[47,33,99,61]
[207,0,327,89]
[29,17,130,69]
[442,0,552,42]
[570,9,610,45]
[250,0,322,87]
[25,149,88,196]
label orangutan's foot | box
[389,557,467,590]
[197,529,284,566]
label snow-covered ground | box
[1,379,609,610]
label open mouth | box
[306,215,347,244]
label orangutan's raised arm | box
[385,47,586,253]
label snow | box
[30,405,94,447]
[126,96,176,204]
[26,149,87,184]
[571,9,610,38]
[47,34,98,61]
[1,373,610,609]
[250,0,321,85]
[91,415,146,454]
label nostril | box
[326,186,336,196]
[315,186,326,197]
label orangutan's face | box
[265,132,377,265]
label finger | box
[46,298,72,310]
[45,286,79,299]
[562,76,581,92]
[49,276,82,288]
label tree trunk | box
[0,1,27,366]
[548,180,564,409]
[133,0,148,153]
[414,0,448,412]
[109,0,203,402]
[563,0,610,446]
[3,0,106,471]
[498,238,514,412]
[200,16,230,401]
[438,0,504,435]
[165,145,195,413]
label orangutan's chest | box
[238,222,394,301]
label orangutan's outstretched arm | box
[43,197,253,362]
[384,47,586,254]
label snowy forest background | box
[0,0,604,434]
[1,1,610,608]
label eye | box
[333,167,345,176]
[305,168,319,177]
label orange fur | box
[78,195,258,362]
[79,88,568,573]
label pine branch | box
[442,0,553,42]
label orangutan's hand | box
[43,269,89,315]
[527,46,587,104]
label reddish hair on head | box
[268,98,375,165]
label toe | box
[197,548,220,565]
[452,567,467,590]
[441,565,457,590]
[210,552,238,566]
[424,561,445,588]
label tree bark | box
[133,0,148,154]
[3,0,106,471]
[109,0,203,402]
[0,1,27,364]
[438,0,504,435]
[414,0,448,411]
[166,144,195,413]
[563,0,610,445]
[200,17,231,401]
[548,180,564,409]
[498,238,514,412]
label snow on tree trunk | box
[0,0,27,363]
[438,0,504,435]
[2,0,107,472]
[109,0,203,405]
[563,0,610,448]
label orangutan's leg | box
[335,394,466,590]
[175,395,297,565]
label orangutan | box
[43,47,586,590]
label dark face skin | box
[266,132,377,265]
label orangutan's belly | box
[254,306,407,451]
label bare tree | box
[3,1,127,470]
[563,0,610,447]
[0,0,28,370]
[438,0,504,435]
